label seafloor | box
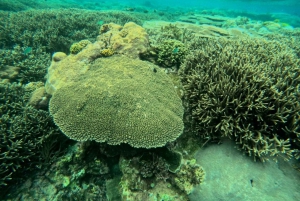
[1,0,300,201]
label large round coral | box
[49,55,184,148]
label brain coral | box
[49,55,184,148]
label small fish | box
[23,47,32,55]
[172,47,179,54]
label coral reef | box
[52,52,67,62]
[0,0,32,11]
[119,151,204,200]
[264,29,300,59]
[0,82,71,197]
[48,55,184,148]
[4,141,114,201]
[179,14,230,27]
[46,22,151,95]
[180,37,300,161]
[28,86,51,110]
[0,65,19,83]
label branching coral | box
[0,9,145,53]
[0,83,70,196]
[0,45,50,84]
[180,37,300,161]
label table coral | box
[48,55,184,148]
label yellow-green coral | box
[100,48,114,57]
[156,39,187,68]
[69,43,82,54]
[49,55,184,148]
[174,159,205,194]
[69,39,91,54]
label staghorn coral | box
[180,37,300,161]
[0,9,145,53]
[0,45,50,84]
[0,82,70,196]
[49,55,184,148]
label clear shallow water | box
[1,0,300,201]
[83,0,300,15]
[48,0,300,27]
